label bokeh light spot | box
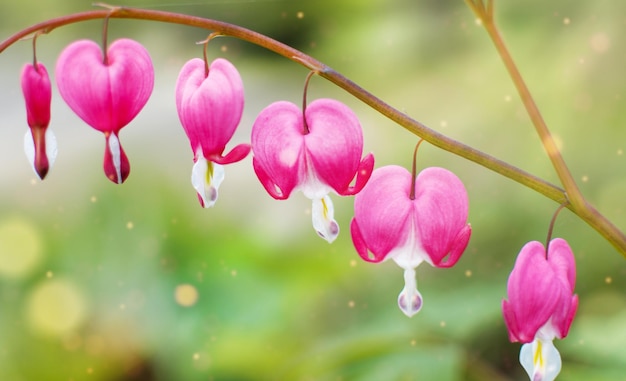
[590,32,610,53]
[175,284,199,307]
[26,278,87,336]
[0,218,43,280]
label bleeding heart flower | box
[56,38,154,184]
[21,61,57,180]
[350,165,471,317]
[175,57,250,207]
[502,238,578,381]
[251,98,374,243]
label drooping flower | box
[175,58,250,207]
[21,61,57,180]
[251,98,374,243]
[502,238,578,381]
[350,165,471,317]
[56,38,154,184]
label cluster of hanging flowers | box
[17,16,579,381]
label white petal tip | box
[398,287,423,317]
[316,220,339,243]
[520,339,562,381]
[191,158,225,208]
[196,187,218,208]
[312,196,340,243]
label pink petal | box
[413,167,471,267]
[176,58,245,159]
[546,238,578,338]
[546,238,576,292]
[251,101,306,199]
[340,152,375,196]
[21,62,51,129]
[350,218,378,261]
[304,99,366,194]
[21,62,52,179]
[56,38,154,133]
[502,299,522,343]
[210,143,251,165]
[351,166,414,261]
[436,223,471,268]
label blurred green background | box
[1,0,626,380]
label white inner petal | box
[108,134,123,184]
[311,195,339,243]
[298,152,333,200]
[520,338,562,381]
[191,158,225,208]
[397,267,423,317]
[24,131,35,173]
[46,129,58,168]
[23,129,57,178]
[388,217,427,270]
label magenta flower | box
[251,98,374,243]
[56,38,154,184]
[502,238,578,381]
[350,165,471,317]
[175,58,250,207]
[21,62,57,180]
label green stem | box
[1,6,625,256]
[470,1,585,209]
[464,0,626,252]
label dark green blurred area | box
[1,1,626,380]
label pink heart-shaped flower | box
[56,38,154,133]
[56,38,154,183]
[351,165,471,267]
[251,99,374,200]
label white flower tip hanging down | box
[397,267,423,317]
[312,195,339,243]
[520,337,562,381]
[191,157,225,208]
[107,133,123,184]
